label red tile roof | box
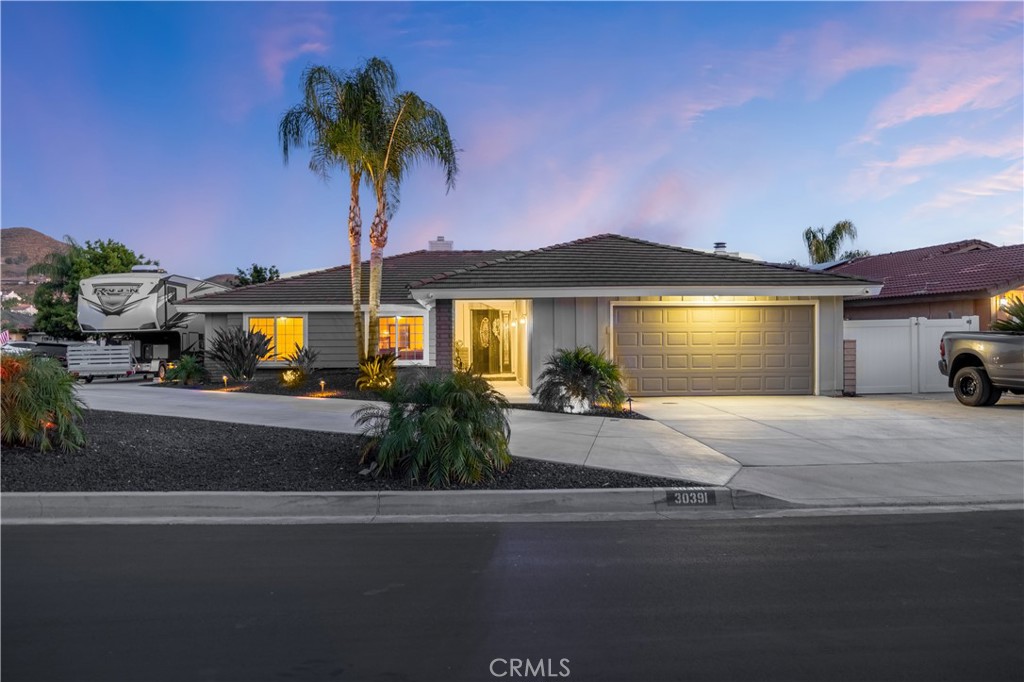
[828,240,1024,300]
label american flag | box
[0,330,10,346]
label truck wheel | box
[158,364,167,380]
[952,367,991,407]
[983,388,1004,406]
[83,376,94,384]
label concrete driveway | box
[633,394,1024,506]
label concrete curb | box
[1,487,737,523]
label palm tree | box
[803,220,858,264]
[279,59,396,361]
[362,90,458,353]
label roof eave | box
[411,283,884,303]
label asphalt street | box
[2,511,1022,682]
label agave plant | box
[533,347,626,413]
[356,353,397,391]
[1,354,86,453]
[355,370,511,487]
[165,354,206,386]
[280,343,320,385]
[207,327,273,382]
[991,296,1024,332]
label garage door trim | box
[609,300,819,396]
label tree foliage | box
[802,221,859,264]
[279,58,397,361]
[233,263,280,287]
[29,237,157,339]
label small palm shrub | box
[354,371,512,487]
[1,354,86,453]
[356,354,397,391]
[533,346,626,413]
[207,327,273,382]
[991,296,1024,332]
[165,354,206,385]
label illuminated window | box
[248,316,304,361]
[379,316,423,361]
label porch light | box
[519,315,527,324]
[998,296,1008,307]
[511,321,517,328]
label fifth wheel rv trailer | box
[78,267,228,378]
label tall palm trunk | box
[348,172,366,361]
[366,201,388,356]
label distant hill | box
[1,227,69,284]
[205,273,238,287]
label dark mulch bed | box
[1,411,694,493]
[157,369,649,420]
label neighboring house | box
[2,291,22,302]
[178,234,880,397]
[10,303,38,315]
[827,240,1024,328]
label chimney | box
[428,235,453,251]
[713,241,727,254]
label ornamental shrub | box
[165,354,206,385]
[356,354,397,391]
[533,346,626,413]
[207,327,273,382]
[1,354,86,453]
[354,370,511,487]
[991,296,1024,332]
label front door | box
[471,308,512,375]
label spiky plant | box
[1,354,86,453]
[991,296,1024,332]
[207,327,273,382]
[356,353,397,391]
[282,343,320,384]
[165,354,206,386]
[533,347,626,413]
[354,370,511,487]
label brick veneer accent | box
[434,300,453,371]
[843,339,857,396]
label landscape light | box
[319,379,326,393]
[222,375,228,387]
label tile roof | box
[184,234,878,308]
[827,240,1024,300]
[409,234,877,290]
[182,249,519,306]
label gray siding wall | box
[308,312,358,368]
[203,311,359,371]
[528,295,845,395]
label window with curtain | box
[248,316,304,361]
[378,316,423,360]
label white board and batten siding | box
[843,316,978,394]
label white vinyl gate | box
[843,317,979,394]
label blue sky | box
[2,2,1021,277]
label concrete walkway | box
[75,382,1023,506]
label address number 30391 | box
[666,489,716,506]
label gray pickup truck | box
[939,331,1024,406]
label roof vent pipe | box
[429,236,454,251]
[713,242,727,254]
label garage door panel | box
[613,305,814,396]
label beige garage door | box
[613,305,814,396]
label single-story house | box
[178,234,881,397]
[827,240,1024,328]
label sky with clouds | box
[2,2,1021,276]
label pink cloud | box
[256,13,331,91]
[911,161,1023,215]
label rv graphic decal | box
[90,283,145,315]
